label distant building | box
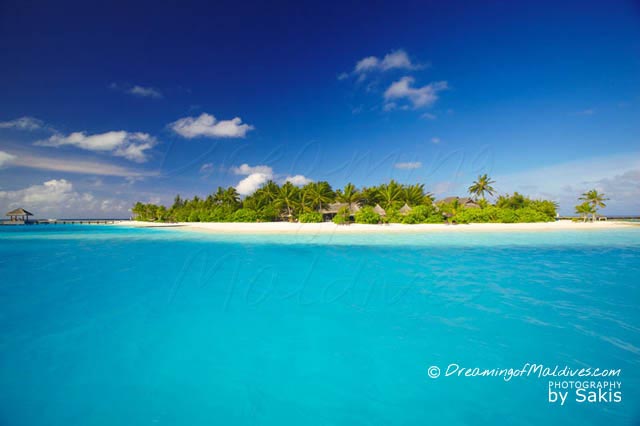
[373,204,386,217]
[437,197,481,209]
[399,203,412,215]
[319,202,361,221]
[5,208,34,224]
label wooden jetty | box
[2,207,122,225]
[35,219,119,225]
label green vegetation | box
[132,175,560,224]
[354,206,381,224]
[332,207,350,225]
[298,212,323,223]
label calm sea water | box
[1,225,639,425]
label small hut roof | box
[320,202,361,214]
[373,204,386,216]
[399,203,412,214]
[6,208,33,216]
[437,196,479,207]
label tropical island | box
[131,174,610,226]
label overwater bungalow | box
[5,208,34,225]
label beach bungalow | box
[320,202,361,221]
[5,208,34,225]
[373,204,386,217]
[437,197,481,209]
[399,203,412,215]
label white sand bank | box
[120,220,637,235]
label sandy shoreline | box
[119,220,637,235]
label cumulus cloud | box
[231,164,313,195]
[232,164,273,175]
[128,85,163,99]
[0,116,45,131]
[170,113,254,139]
[231,163,274,196]
[285,175,313,185]
[35,131,157,162]
[384,77,448,109]
[110,82,163,99]
[350,50,420,78]
[394,162,422,170]
[0,179,128,217]
[0,151,16,168]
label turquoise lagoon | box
[1,225,639,425]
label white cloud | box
[231,164,312,195]
[128,85,163,99]
[236,173,271,196]
[0,151,16,168]
[232,164,273,175]
[0,179,127,217]
[10,152,154,177]
[384,77,448,109]
[352,50,419,76]
[170,113,254,138]
[0,116,44,131]
[422,112,437,120]
[355,56,380,73]
[431,137,441,144]
[380,50,414,71]
[394,162,422,170]
[285,175,313,185]
[110,83,163,99]
[232,163,274,196]
[36,131,157,162]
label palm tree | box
[251,180,280,209]
[360,186,380,206]
[222,187,240,206]
[402,183,429,206]
[275,182,300,221]
[212,186,226,205]
[579,189,608,221]
[377,180,403,209]
[468,174,496,201]
[335,183,361,205]
[575,202,594,222]
[301,181,334,211]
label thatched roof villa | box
[5,208,34,225]
[399,203,412,215]
[373,204,386,216]
[319,202,361,221]
[437,197,480,209]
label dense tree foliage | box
[132,177,559,224]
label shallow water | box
[1,225,639,425]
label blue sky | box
[0,0,639,217]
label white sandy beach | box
[121,220,637,235]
